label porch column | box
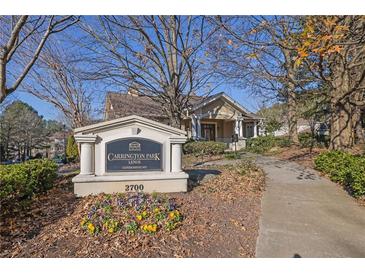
[234,119,239,135]
[191,115,197,140]
[238,120,243,138]
[74,134,97,176]
[253,121,258,138]
[197,116,201,140]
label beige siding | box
[201,98,242,120]
[223,120,234,138]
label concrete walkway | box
[251,155,365,258]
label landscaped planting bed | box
[79,193,183,236]
[0,160,265,258]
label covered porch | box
[181,92,262,149]
[182,116,259,149]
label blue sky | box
[3,16,265,121]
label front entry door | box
[201,123,216,141]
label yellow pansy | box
[87,223,95,233]
[80,218,87,227]
[169,212,175,219]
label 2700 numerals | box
[125,184,144,192]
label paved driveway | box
[252,154,365,258]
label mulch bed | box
[0,161,265,258]
[274,147,327,169]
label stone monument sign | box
[72,115,188,196]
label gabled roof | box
[104,91,262,121]
[191,92,262,120]
[105,92,166,119]
[105,92,207,120]
[74,115,186,136]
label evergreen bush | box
[183,141,226,156]
[0,159,58,203]
[66,135,79,162]
[315,151,365,198]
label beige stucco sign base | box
[72,115,188,197]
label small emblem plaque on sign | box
[106,138,162,172]
[128,141,141,151]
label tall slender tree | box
[25,45,93,128]
[0,16,79,103]
[79,16,220,128]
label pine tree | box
[66,135,79,162]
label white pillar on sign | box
[253,121,258,138]
[80,143,94,175]
[171,143,182,172]
[74,134,97,176]
[197,117,201,140]
[191,115,197,140]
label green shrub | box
[183,141,226,156]
[224,152,241,160]
[66,135,79,162]
[299,132,315,148]
[314,151,365,198]
[246,135,276,153]
[246,135,293,154]
[0,159,58,202]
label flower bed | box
[80,193,183,236]
[1,159,265,258]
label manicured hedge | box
[0,159,58,203]
[183,141,226,156]
[246,135,291,154]
[314,151,365,198]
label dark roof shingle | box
[106,92,167,120]
[105,92,206,120]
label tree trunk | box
[353,92,365,144]
[353,106,365,144]
[287,85,299,145]
[328,61,356,150]
[338,100,354,148]
[167,108,181,129]
[0,53,6,104]
[329,94,341,150]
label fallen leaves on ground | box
[1,160,264,258]
[275,147,326,169]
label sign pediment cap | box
[74,134,97,143]
[169,136,187,144]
